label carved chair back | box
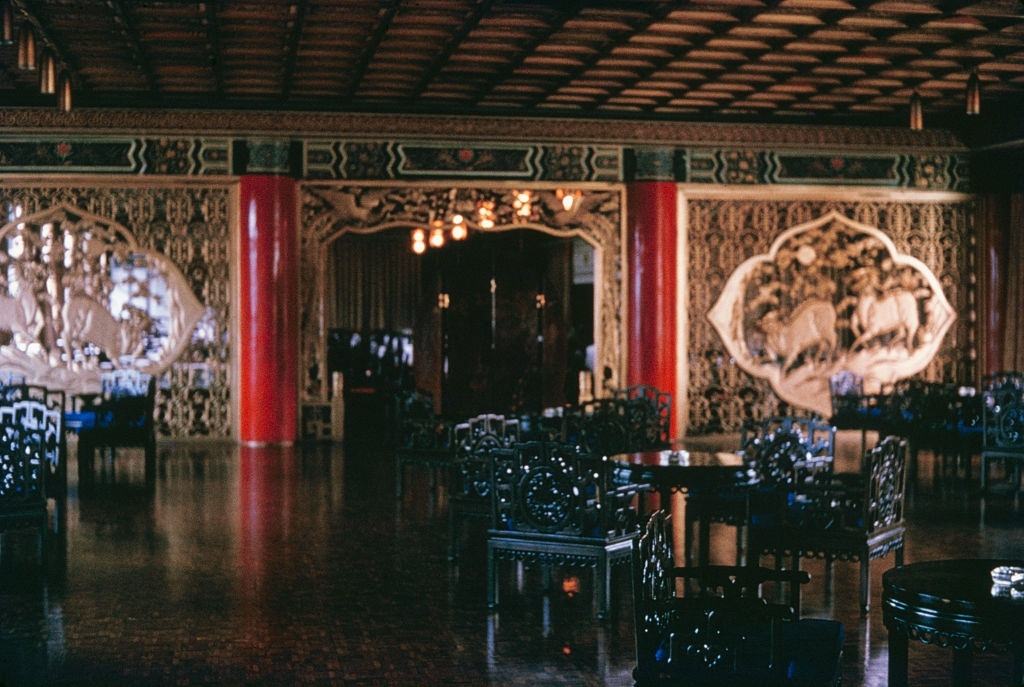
[0,416,46,516]
[787,436,907,535]
[490,440,640,539]
[92,371,156,431]
[633,511,811,683]
[568,399,633,456]
[863,436,908,534]
[613,385,672,447]
[452,414,520,500]
[740,416,835,487]
[0,384,66,488]
[0,370,26,388]
[395,389,451,450]
[983,395,1024,453]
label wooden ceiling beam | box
[104,0,158,94]
[340,0,400,102]
[474,0,586,103]
[521,0,678,108]
[11,0,86,91]
[281,0,308,100]
[407,0,494,101]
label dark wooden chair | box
[448,414,520,561]
[981,372,1024,496]
[75,370,157,484]
[393,389,454,498]
[687,416,836,568]
[613,384,673,448]
[829,371,887,453]
[0,416,48,567]
[0,383,67,502]
[486,440,643,619]
[752,436,908,615]
[633,511,844,687]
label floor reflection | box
[0,433,1022,685]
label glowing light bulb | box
[451,224,467,240]
[429,228,445,248]
[412,228,425,243]
[412,240,426,255]
[451,214,464,225]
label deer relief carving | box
[708,211,956,417]
[0,203,203,395]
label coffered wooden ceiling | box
[3,0,1024,130]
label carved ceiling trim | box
[299,181,626,407]
[0,109,966,152]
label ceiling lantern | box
[966,68,981,116]
[39,51,56,94]
[908,91,923,131]
[57,74,72,112]
[17,23,36,70]
[1,2,13,44]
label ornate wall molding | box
[0,136,231,175]
[0,108,965,151]
[299,181,626,407]
[681,189,976,433]
[0,182,234,439]
[707,210,956,417]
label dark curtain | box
[327,232,421,332]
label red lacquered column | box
[980,195,1010,377]
[627,181,678,437]
[239,175,298,445]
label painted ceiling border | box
[0,108,965,153]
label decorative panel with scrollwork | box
[300,183,625,407]
[686,195,975,433]
[0,184,233,439]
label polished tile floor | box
[1,431,1023,686]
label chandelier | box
[409,188,582,254]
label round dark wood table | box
[882,559,1024,687]
[609,447,745,506]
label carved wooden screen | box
[685,194,975,433]
[0,185,233,439]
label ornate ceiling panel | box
[1,0,1023,128]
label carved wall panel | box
[0,184,233,439]
[685,194,975,433]
[707,211,956,417]
[300,182,626,408]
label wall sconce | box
[58,74,72,112]
[17,24,36,70]
[966,68,981,116]
[2,2,13,44]
[39,51,56,94]
[908,91,923,131]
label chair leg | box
[824,554,833,597]
[895,543,905,568]
[447,507,458,561]
[595,554,610,621]
[790,551,801,618]
[980,454,989,493]
[860,556,871,614]
[698,517,711,567]
[395,455,404,498]
[736,524,746,566]
[486,543,498,610]
[541,564,553,592]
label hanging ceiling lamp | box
[39,51,56,94]
[1,2,13,45]
[17,23,36,70]
[57,74,72,112]
[908,91,923,131]
[966,68,981,116]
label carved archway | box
[299,182,626,406]
[707,210,956,417]
[0,202,204,394]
